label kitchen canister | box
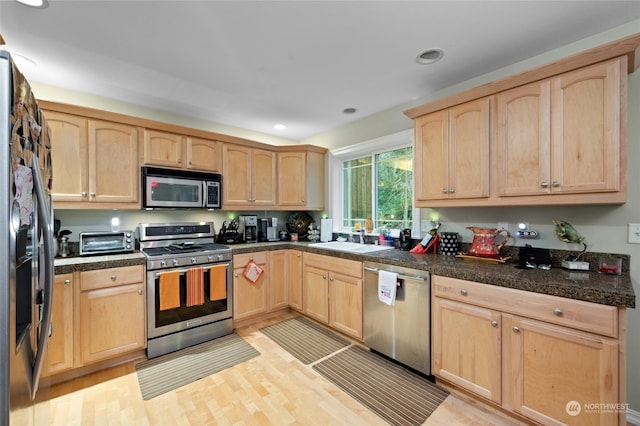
[439,232,459,256]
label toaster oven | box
[79,231,135,256]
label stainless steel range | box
[138,222,233,358]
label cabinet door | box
[303,265,329,324]
[251,148,276,206]
[432,297,501,403]
[448,98,490,199]
[288,250,303,312]
[89,120,139,203]
[497,81,551,196]
[329,272,362,340]
[45,111,88,202]
[143,129,183,168]
[222,144,252,205]
[414,110,448,202]
[277,151,306,206]
[505,316,619,426]
[79,282,145,365]
[551,58,623,194]
[186,137,220,172]
[268,250,289,311]
[46,274,75,375]
[232,260,268,320]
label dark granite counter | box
[54,243,635,308]
[231,241,635,308]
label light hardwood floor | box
[34,312,525,425]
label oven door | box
[147,261,232,339]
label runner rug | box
[259,316,350,364]
[313,345,449,426]
[135,333,259,400]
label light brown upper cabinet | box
[414,97,490,205]
[497,57,624,199]
[45,111,140,209]
[222,144,276,208]
[276,149,325,210]
[142,129,221,172]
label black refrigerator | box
[0,50,55,425]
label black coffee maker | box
[400,228,412,250]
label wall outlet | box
[628,224,640,244]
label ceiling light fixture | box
[342,108,358,114]
[416,48,444,65]
[273,123,287,130]
[15,0,49,8]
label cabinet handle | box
[111,275,117,281]
[64,279,71,285]
[540,181,549,188]
[460,289,468,296]
[512,326,521,333]
[553,308,563,316]
[490,320,498,327]
[137,288,143,295]
[322,275,327,279]
[234,273,239,278]
[90,192,96,197]
[552,181,560,188]
[449,188,455,194]
[188,161,192,166]
[81,191,87,197]
[442,188,448,194]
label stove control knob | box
[172,259,179,266]
[217,254,223,261]
[160,260,167,267]
[208,255,214,262]
[191,257,197,264]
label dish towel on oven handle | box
[159,270,181,310]
[209,264,227,301]
[243,260,264,283]
[378,270,398,306]
[186,267,205,307]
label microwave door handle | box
[29,156,55,400]
[202,181,207,208]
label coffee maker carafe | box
[239,215,258,243]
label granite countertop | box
[54,242,635,308]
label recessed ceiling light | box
[342,107,358,114]
[15,0,49,8]
[416,48,444,65]
[273,123,287,130]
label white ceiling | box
[2,1,640,142]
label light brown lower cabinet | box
[46,266,146,377]
[302,253,363,340]
[287,250,303,312]
[432,275,625,426]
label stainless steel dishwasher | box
[363,261,431,376]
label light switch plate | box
[628,224,640,244]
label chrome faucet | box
[359,229,365,244]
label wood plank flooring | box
[34,312,524,425]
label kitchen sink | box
[308,241,395,254]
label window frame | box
[328,129,419,237]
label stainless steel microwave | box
[79,231,135,256]
[141,166,222,209]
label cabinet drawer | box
[80,265,145,291]
[432,275,618,337]
[303,253,362,278]
[234,252,268,266]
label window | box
[330,129,416,236]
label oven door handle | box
[154,264,226,276]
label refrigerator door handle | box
[29,155,54,400]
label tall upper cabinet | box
[222,144,276,208]
[277,147,325,210]
[405,33,640,207]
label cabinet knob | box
[460,289,468,296]
[111,275,117,281]
[90,192,96,197]
[553,308,563,316]
[64,279,71,285]
[234,273,239,278]
[442,188,448,194]
[322,275,327,279]
[490,320,498,327]
[81,191,88,197]
[552,181,560,188]
[188,161,192,166]
[449,188,455,194]
[540,181,549,188]
[137,288,143,295]
[512,326,521,333]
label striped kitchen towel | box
[186,267,205,306]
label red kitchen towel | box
[209,264,227,301]
[186,267,205,307]
[159,270,181,311]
